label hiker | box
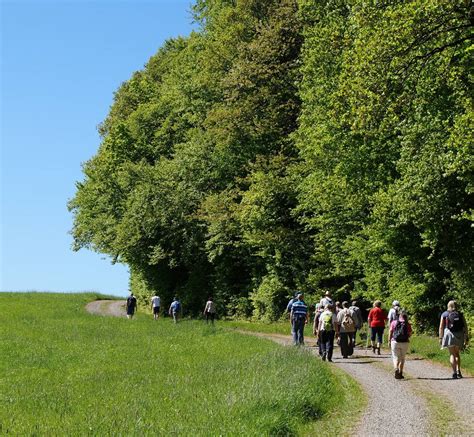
[169,297,181,324]
[318,304,339,362]
[319,290,334,308]
[335,301,342,315]
[151,293,161,320]
[349,300,363,346]
[287,292,299,336]
[290,292,309,346]
[389,310,412,379]
[367,300,386,355]
[313,303,323,356]
[387,300,400,325]
[126,292,137,319]
[337,301,356,358]
[439,300,469,379]
[203,296,216,324]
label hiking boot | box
[372,346,376,354]
[322,354,327,361]
[377,347,381,355]
[394,369,400,379]
[457,371,463,379]
[452,373,458,379]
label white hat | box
[392,300,400,307]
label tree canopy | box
[69,0,473,327]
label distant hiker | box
[151,293,161,320]
[349,300,363,346]
[337,301,356,358]
[389,310,412,379]
[203,296,216,325]
[387,300,401,325]
[335,301,342,315]
[287,292,299,336]
[439,300,469,379]
[319,290,334,308]
[126,292,137,319]
[368,300,386,355]
[290,293,309,346]
[313,303,323,356]
[169,297,181,324]
[318,304,338,362]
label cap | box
[392,300,400,307]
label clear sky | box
[1,0,195,296]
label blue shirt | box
[291,300,308,318]
[286,298,295,312]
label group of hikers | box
[125,293,216,324]
[288,291,470,380]
[125,289,469,379]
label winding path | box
[86,301,474,436]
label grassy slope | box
[0,293,363,436]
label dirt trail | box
[241,331,474,436]
[86,302,473,435]
[85,300,126,317]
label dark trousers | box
[321,330,335,360]
[205,311,215,324]
[339,332,354,358]
[292,317,306,345]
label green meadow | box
[0,293,363,436]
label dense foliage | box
[69,0,473,327]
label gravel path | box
[239,331,474,436]
[85,300,126,317]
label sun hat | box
[392,300,400,306]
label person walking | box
[290,293,309,346]
[169,297,181,324]
[318,304,338,362]
[367,300,386,355]
[313,303,323,356]
[387,300,400,325]
[287,292,298,336]
[439,300,469,379]
[349,300,363,346]
[203,296,216,325]
[151,293,161,320]
[126,292,137,319]
[320,291,334,308]
[389,310,412,379]
[337,301,356,358]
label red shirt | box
[368,307,386,328]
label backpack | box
[446,311,464,333]
[127,296,136,308]
[392,321,409,342]
[321,312,333,331]
[341,310,355,332]
[172,301,181,312]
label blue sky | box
[1,1,195,296]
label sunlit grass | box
[0,293,363,435]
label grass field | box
[226,320,473,374]
[0,293,363,435]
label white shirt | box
[151,296,161,307]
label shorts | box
[370,326,384,343]
[126,307,135,316]
[153,306,160,315]
[391,340,409,363]
[441,328,464,349]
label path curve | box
[240,331,474,436]
[85,299,126,317]
[86,303,473,435]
